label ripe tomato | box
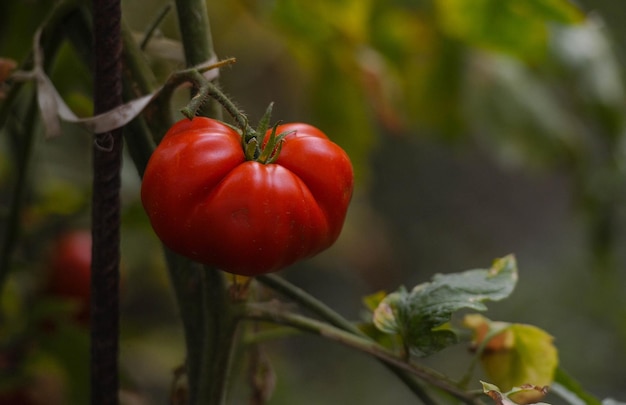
[45,230,91,322]
[141,117,354,276]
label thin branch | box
[168,65,243,126]
[0,92,38,289]
[140,2,173,50]
[257,274,362,334]
[239,302,482,405]
[256,274,440,404]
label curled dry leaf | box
[482,381,550,405]
[469,316,558,404]
[12,28,222,138]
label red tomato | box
[141,118,354,276]
[45,230,91,322]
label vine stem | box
[239,302,482,405]
[256,275,362,334]
[170,0,239,403]
[0,93,38,289]
[62,5,237,403]
[0,0,80,295]
[256,275,442,404]
[140,3,173,50]
[163,253,238,404]
[174,0,221,119]
[172,67,247,130]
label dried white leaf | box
[20,27,221,138]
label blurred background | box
[1,0,626,403]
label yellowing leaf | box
[362,290,387,312]
[372,289,404,335]
[467,316,559,404]
[465,313,514,352]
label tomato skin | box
[141,118,354,276]
[45,230,91,322]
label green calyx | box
[241,103,293,164]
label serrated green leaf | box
[372,255,518,356]
[409,254,518,319]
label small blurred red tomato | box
[44,230,92,323]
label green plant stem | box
[0,0,80,292]
[52,6,159,179]
[119,20,161,173]
[163,252,239,405]
[72,8,237,404]
[175,68,247,129]
[0,0,80,126]
[256,275,440,404]
[204,272,239,404]
[240,302,481,405]
[140,2,173,50]
[174,0,221,119]
[171,1,237,403]
[0,92,38,290]
[257,274,362,334]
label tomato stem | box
[171,1,241,402]
[175,68,298,165]
[174,0,221,119]
[139,3,173,50]
[255,125,289,164]
[179,69,248,129]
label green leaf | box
[372,255,518,356]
